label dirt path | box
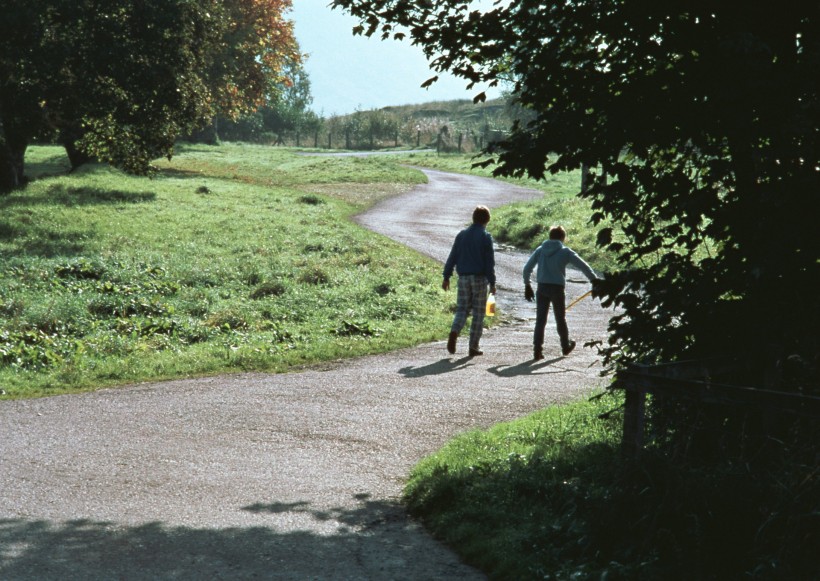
[0,168,611,580]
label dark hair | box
[549,225,566,240]
[472,205,491,225]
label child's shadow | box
[399,357,474,377]
[487,357,565,377]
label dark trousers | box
[534,283,569,350]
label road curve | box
[0,168,611,580]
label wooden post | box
[458,132,463,153]
[416,130,421,147]
[295,131,300,147]
[328,131,332,149]
[314,130,319,148]
[622,387,646,458]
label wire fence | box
[612,358,820,460]
[257,127,501,153]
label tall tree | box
[261,58,321,136]
[0,0,300,190]
[333,1,819,386]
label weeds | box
[0,144,452,397]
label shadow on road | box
[486,357,567,378]
[398,357,474,377]
[0,496,465,580]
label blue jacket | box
[443,223,496,285]
[523,240,597,286]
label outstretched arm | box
[568,251,597,282]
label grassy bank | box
[0,144,452,398]
[392,151,614,272]
[405,392,817,579]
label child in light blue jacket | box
[523,225,599,359]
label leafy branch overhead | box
[333,1,819,387]
[0,0,301,188]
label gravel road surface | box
[0,167,611,580]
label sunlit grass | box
[404,392,623,579]
[0,144,450,398]
[391,151,615,271]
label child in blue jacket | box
[523,225,599,359]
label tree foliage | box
[0,0,300,189]
[215,57,321,143]
[333,0,819,387]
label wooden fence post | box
[622,387,646,458]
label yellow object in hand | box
[486,293,496,316]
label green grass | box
[405,392,818,580]
[0,143,449,398]
[391,151,616,272]
[404,392,623,579]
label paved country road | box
[0,167,611,580]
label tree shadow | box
[0,184,157,258]
[0,184,156,208]
[486,357,567,378]
[54,184,156,206]
[158,167,211,180]
[0,217,90,258]
[25,154,72,179]
[0,495,472,579]
[399,357,474,377]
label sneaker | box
[534,348,544,361]
[447,331,458,354]
[562,340,576,356]
[468,348,484,357]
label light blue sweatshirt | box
[523,240,597,286]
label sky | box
[289,1,502,116]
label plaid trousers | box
[450,274,488,350]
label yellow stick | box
[566,289,593,311]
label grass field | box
[390,151,614,271]
[0,144,452,398]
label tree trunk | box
[186,118,219,144]
[0,139,27,193]
[60,126,93,170]
[581,163,591,193]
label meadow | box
[0,144,453,397]
[391,151,613,270]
